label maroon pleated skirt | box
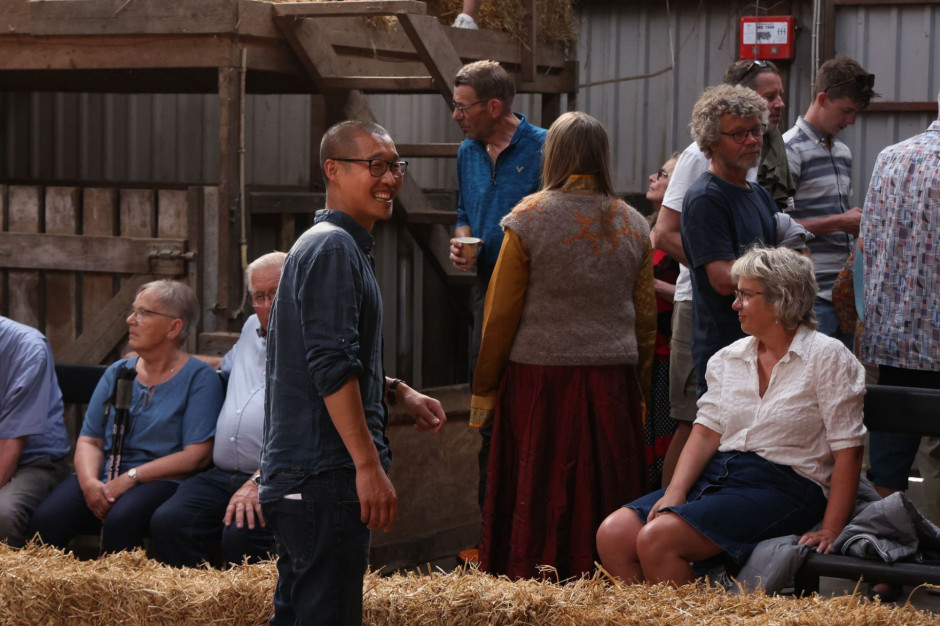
[478,361,648,580]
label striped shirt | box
[783,116,856,301]
[859,120,940,372]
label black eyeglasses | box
[720,123,767,144]
[330,158,408,179]
[451,100,484,117]
[825,73,875,94]
[656,169,670,181]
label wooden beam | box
[865,101,939,113]
[0,232,187,275]
[217,66,241,331]
[27,0,239,36]
[397,13,463,104]
[396,144,460,158]
[249,191,326,215]
[57,274,151,364]
[272,1,427,18]
[521,0,537,83]
[321,76,436,92]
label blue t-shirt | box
[455,114,546,270]
[260,209,389,503]
[0,317,69,466]
[80,356,222,480]
[681,171,778,388]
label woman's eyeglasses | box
[656,169,670,181]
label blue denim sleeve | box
[298,246,364,397]
[455,149,469,228]
[180,362,223,446]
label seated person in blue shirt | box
[0,316,71,546]
[29,280,222,554]
[150,252,285,567]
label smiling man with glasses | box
[784,55,878,346]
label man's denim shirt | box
[259,209,390,503]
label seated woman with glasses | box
[29,280,222,554]
[596,246,866,585]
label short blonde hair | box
[690,84,769,158]
[731,246,818,330]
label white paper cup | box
[456,237,482,261]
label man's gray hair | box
[690,84,769,158]
[731,246,818,330]
[137,279,200,343]
[246,251,287,292]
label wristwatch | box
[252,474,262,486]
[128,467,140,484]
[386,378,404,406]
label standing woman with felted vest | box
[470,111,656,580]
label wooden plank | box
[866,102,939,113]
[120,189,156,238]
[28,0,239,36]
[7,185,41,329]
[0,0,30,35]
[0,232,186,275]
[521,0,537,83]
[396,143,459,158]
[397,13,462,104]
[0,185,6,316]
[57,274,151,364]
[43,187,80,355]
[157,189,189,239]
[321,76,436,92]
[276,16,342,86]
[81,187,117,352]
[216,68,240,332]
[249,191,326,215]
[200,187,220,334]
[272,1,427,18]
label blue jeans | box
[261,468,369,626]
[28,473,178,553]
[813,298,853,349]
[150,466,275,567]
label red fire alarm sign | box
[739,16,797,60]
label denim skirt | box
[626,451,828,563]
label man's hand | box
[356,463,397,532]
[449,237,479,272]
[399,388,447,434]
[799,527,840,554]
[81,479,115,521]
[224,478,266,530]
[841,207,862,237]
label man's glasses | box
[720,123,767,144]
[250,291,277,308]
[825,73,875,94]
[656,169,670,181]
[127,308,178,322]
[451,100,483,117]
[330,158,408,179]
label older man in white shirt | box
[150,251,285,567]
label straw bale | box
[3,544,938,624]
[269,0,579,46]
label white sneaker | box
[452,13,479,29]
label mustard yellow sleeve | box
[469,228,530,427]
[633,240,657,413]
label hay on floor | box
[2,543,938,624]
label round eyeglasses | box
[720,123,767,145]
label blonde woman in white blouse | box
[596,246,866,585]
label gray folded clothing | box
[775,212,813,250]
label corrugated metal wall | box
[2,1,939,203]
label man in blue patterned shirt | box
[784,56,877,344]
[860,92,940,521]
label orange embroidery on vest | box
[562,202,644,256]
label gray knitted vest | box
[500,190,650,366]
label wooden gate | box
[0,184,211,364]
